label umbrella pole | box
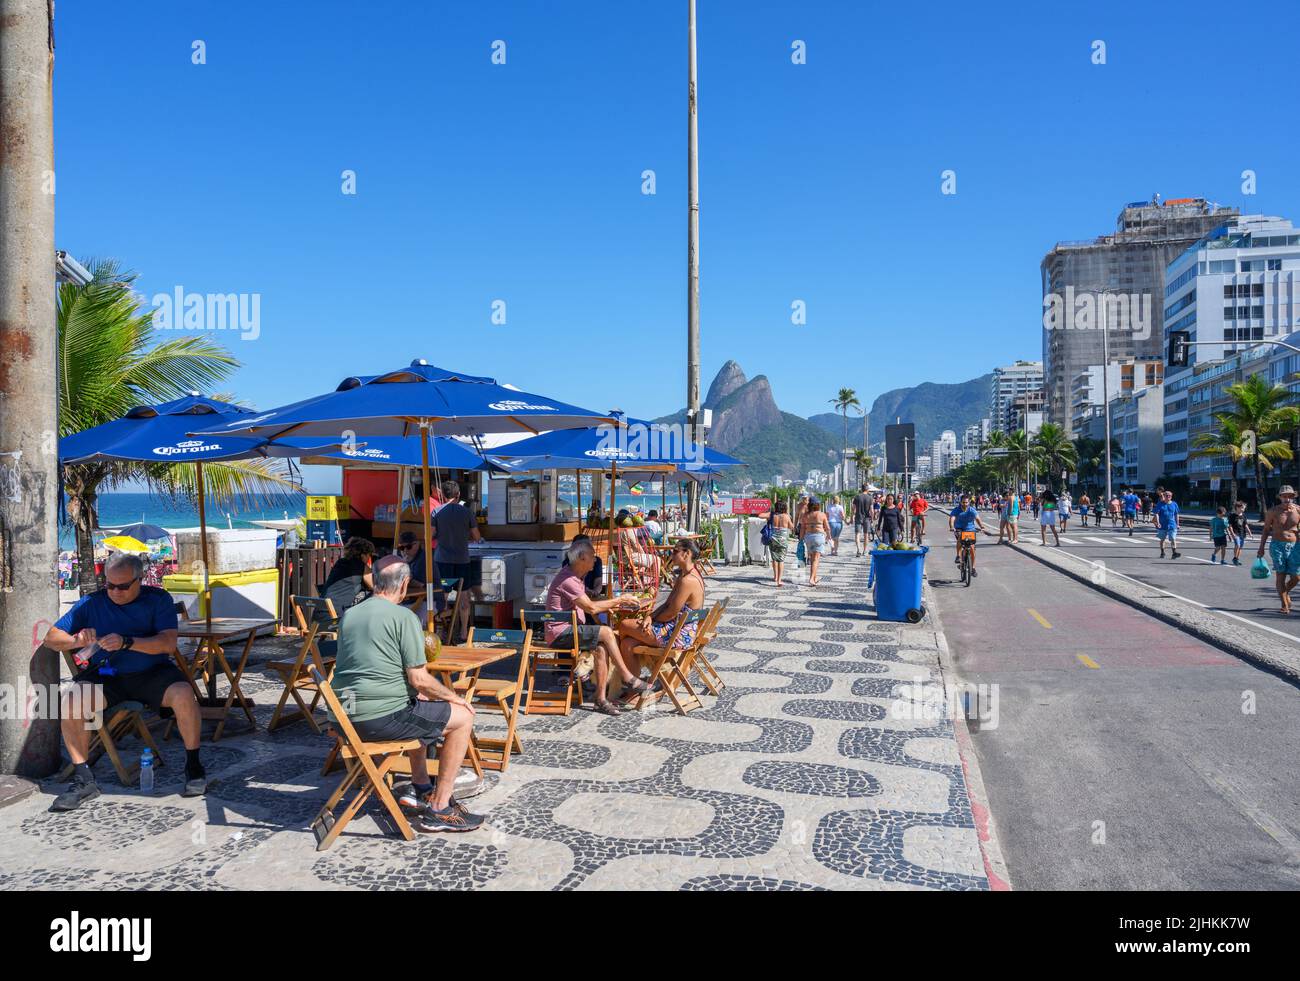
[608,462,618,597]
[392,465,406,554]
[575,469,581,531]
[420,425,435,632]
[196,461,211,630]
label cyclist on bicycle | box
[909,492,929,543]
[948,493,988,577]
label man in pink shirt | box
[545,539,650,716]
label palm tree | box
[851,447,872,488]
[829,388,861,490]
[1190,414,1248,511]
[1071,436,1120,496]
[60,259,298,592]
[1032,423,1078,492]
[1219,375,1299,518]
[998,429,1035,491]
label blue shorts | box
[1156,526,1177,541]
[803,533,828,555]
[1123,509,1137,519]
[1270,541,1300,576]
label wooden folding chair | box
[697,537,718,575]
[58,649,164,786]
[628,608,711,714]
[519,610,585,715]
[458,627,533,771]
[685,597,727,696]
[267,596,339,733]
[310,668,417,851]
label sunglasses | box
[105,577,140,592]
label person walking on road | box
[1257,485,1300,614]
[877,494,904,547]
[1078,491,1091,527]
[1039,488,1061,546]
[764,500,795,587]
[799,497,833,587]
[1059,490,1073,532]
[998,487,1019,544]
[826,495,846,556]
[851,484,873,557]
[1228,500,1252,566]
[1209,507,1230,565]
[1121,487,1140,535]
[1154,489,1181,559]
[1140,491,1154,525]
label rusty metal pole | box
[0,0,59,781]
[685,0,701,532]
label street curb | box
[0,775,37,811]
[1007,539,1300,688]
[920,577,1013,891]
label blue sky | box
[56,1,1300,442]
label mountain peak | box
[705,360,747,408]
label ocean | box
[69,485,691,549]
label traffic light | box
[1168,330,1191,367]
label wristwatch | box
[121,636,135,651]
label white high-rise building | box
[991,361,1044,433]
[1162,215,1300,478]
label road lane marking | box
[1043,545,1300,646]
[1178,755,1300,871]
[1027,608,1052,629]
[1075,653,1101,669]
[1083,537,1113,544]
[1058,537,1082,545]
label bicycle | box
[956,530,978,587]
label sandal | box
[619,678,654,703]
[593,699,622,716]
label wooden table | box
[426,644,517,775]
[176,617,278,741]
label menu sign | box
[730,498,771,515]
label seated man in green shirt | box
[329,554,484,832]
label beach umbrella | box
[61,395,338,625]
[189,360,620,630]
[114,522,172,543]
[489,416,743,546]
[101,535,150,554]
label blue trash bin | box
[867,545,928,622]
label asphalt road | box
[918,520,1300,890]
[1000,510,1300,645]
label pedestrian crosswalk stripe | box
[1057,537,1082,545]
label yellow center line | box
[1076,653,1101,669]
[1027,608,1052,629]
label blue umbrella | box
[60,395,338,464]
[280,434,503,472]
[113,522,173,543]
[62,395,338,625]
[187,360,620,628]
[189,360,615,440]
[490,419,743,474]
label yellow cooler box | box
[163,568,279,632]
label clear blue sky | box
[55,1,1300,440]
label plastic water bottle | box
[139,748,154,794]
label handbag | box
[796,538,806,563]
[760,512,775,548]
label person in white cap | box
[1257,485,1300,614]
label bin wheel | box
[904,607,924,624]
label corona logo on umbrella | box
[487,399,558,413]
[152,439,222,456]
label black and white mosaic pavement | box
[0,551,987,890]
